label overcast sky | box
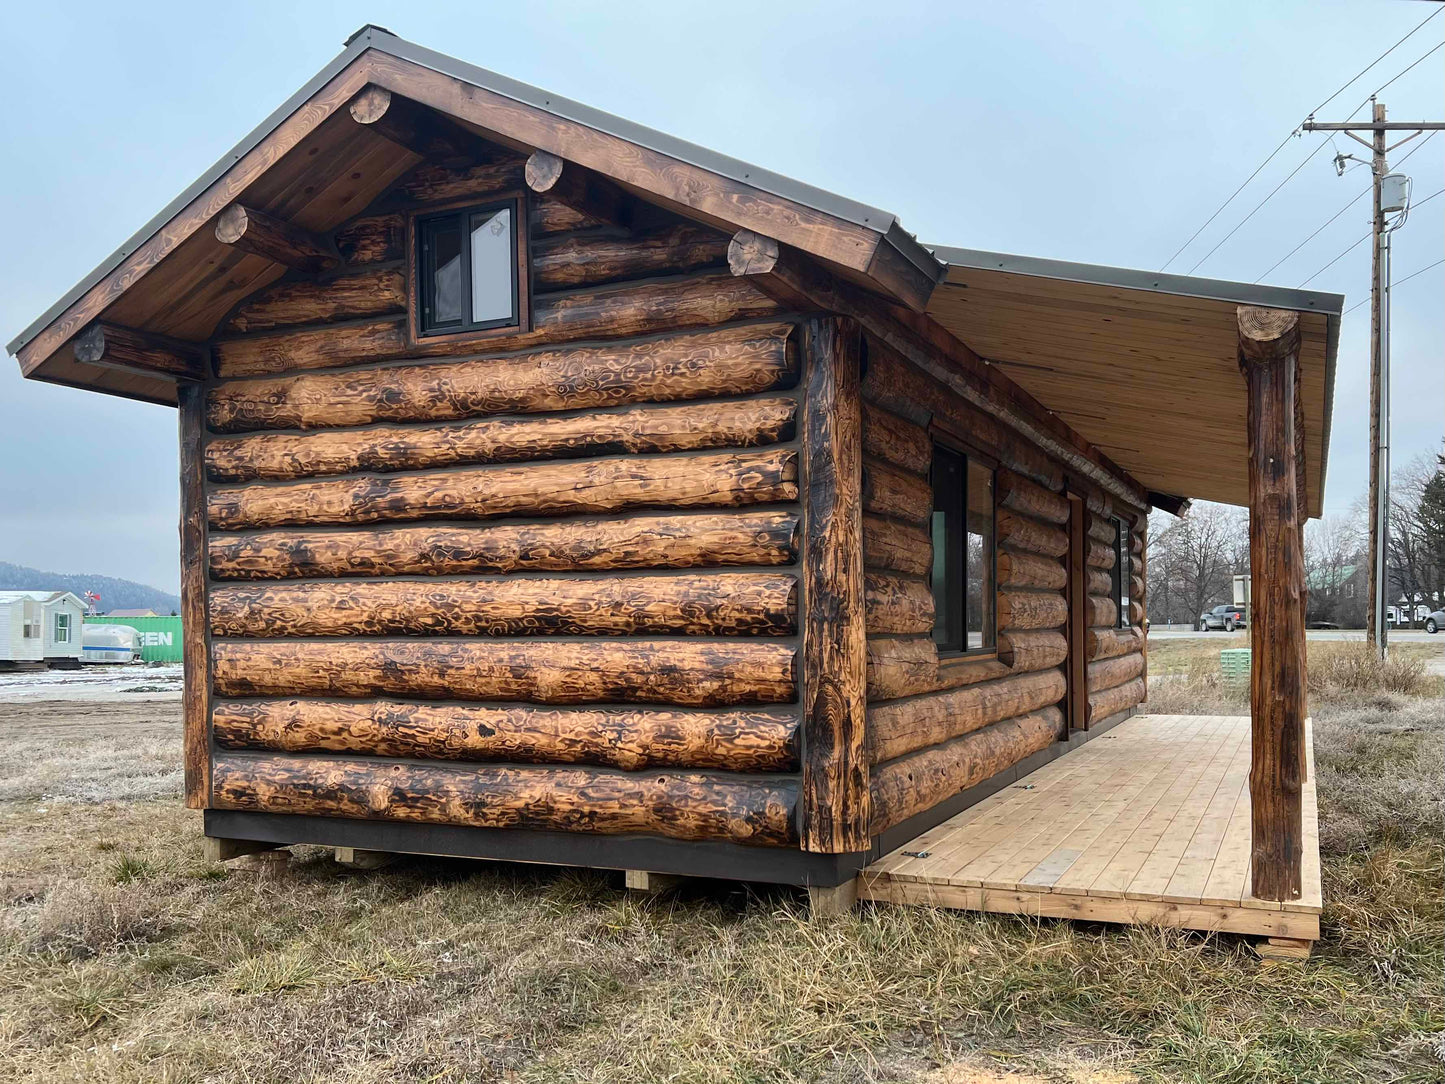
[1,1,1440,594]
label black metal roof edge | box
[928,245,1345,315]
[930,244,1343,517]
[9,24,923,356]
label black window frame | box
[415,198,523,338]
[929,443,997,658]
[1113,517,1132,628]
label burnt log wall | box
[859,337,1146,835]
[194,149,806,848]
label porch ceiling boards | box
[859,713,1323,942]
[926,250,1340,518]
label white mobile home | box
[0,591,86,667]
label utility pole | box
[1303,104,1445,656]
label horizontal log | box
[214,204,338,273]
[859,339,1064,491]
[213,274,781,377]
[531,195,608,235]
[1087,568,1113,597]
[864,572,934,636]
[866,636,938,701]
[861,402,931,476]
[996,469,1068,525]
[1087,677,1145,726]
[995,629,1069,671]
[1086,595,1119,628]
[205,398,796,482]
[1087,625,1144,661]
[531,224,728,290]
[1129,600,1145,626]
[996,511,1068,558]
[862,514,931,577]
[1087,513,1118,545]
[1086,539,1117,569]
[862,459,933,525]
[213,753,796,846]
[208,510,799,580]
[869,708,1062,833]
[72,322,207,381]
[209,573,797,638]
[212,698,799,772]
[207,321,798,433]
[207,447,799,530]
[392,158,527,204]
[222,268,406,333]
[211,639,797,707]
[1087,651,1144,693]
[335,213,404,265]
[1131,531,1144,557]
[868,667,1066,763]
[997,549,1066,590]
[1130,573,1145,601]
[997,590,1067,631]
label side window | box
[930,446,996,654]
[1113,518,1131,628]
[54,612,71,643]
[415,200,522,337]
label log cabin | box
[8,26,1339,923]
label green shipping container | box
[85,616,185,662]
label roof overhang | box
[6,25,940,404]
[925,248,1342,518]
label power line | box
[1345,258,1445,314]
[1254,131,1438,283]
[1296,186,1443,288]
[1185,139,1332,274]
[1158,7,1443,272]
[1373,40,1444,98]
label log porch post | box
[1238,305,1305,902]
[799,316,869,853]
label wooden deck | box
[859,714,1322,942]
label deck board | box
[859,714,1321,941]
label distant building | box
[105,607,160,618]
[0,590,85,667]
[1306,562,1367,628]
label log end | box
[525,150,565,193]
[214,204,249,245]
[1237,306,1301,365]
[73,324,106,364]
[349,85,393,126]
[729,231,780,276]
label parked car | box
[1426,609,1444,634]
[1198,604,1247,632]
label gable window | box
[1112,518,1131,628]
[416,200,522,337]
[54,612,71,643]
[930,446,995,654]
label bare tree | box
[1304,510,1365,627]
[1145,502,1242,627]
[1388,454,1439,627]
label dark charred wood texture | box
[213,699,799,772]
[531,224,728,290]
[207,322,797,432]
[207,448,798,530]
[209,574,797,638]
[862,459,933,524]
[864,573,934,635]
[212,274,779,377]
[178,385,210,807]
[205,398,795,482]
[862,514,931,577]
[223,268,406,333]
[1240,305,1306,902]
[996,629,1069,671]
[869,708,1063,833]
[211,640,797,707]
[212,754,797,846]
[335,214,404,265]
[209,511,800,580]
[861,403,931,475]
[799,315,869,854]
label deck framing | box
[859,714,1321,941]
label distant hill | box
[0,562,181,615]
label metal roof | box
[8,24,939,356]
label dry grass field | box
[0,643,1440,1083]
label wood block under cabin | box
[202,837,278,863]
[335,847,397,870]
[1255,936,1313,962]
[624,869,682,894]
[807,878,858,919]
